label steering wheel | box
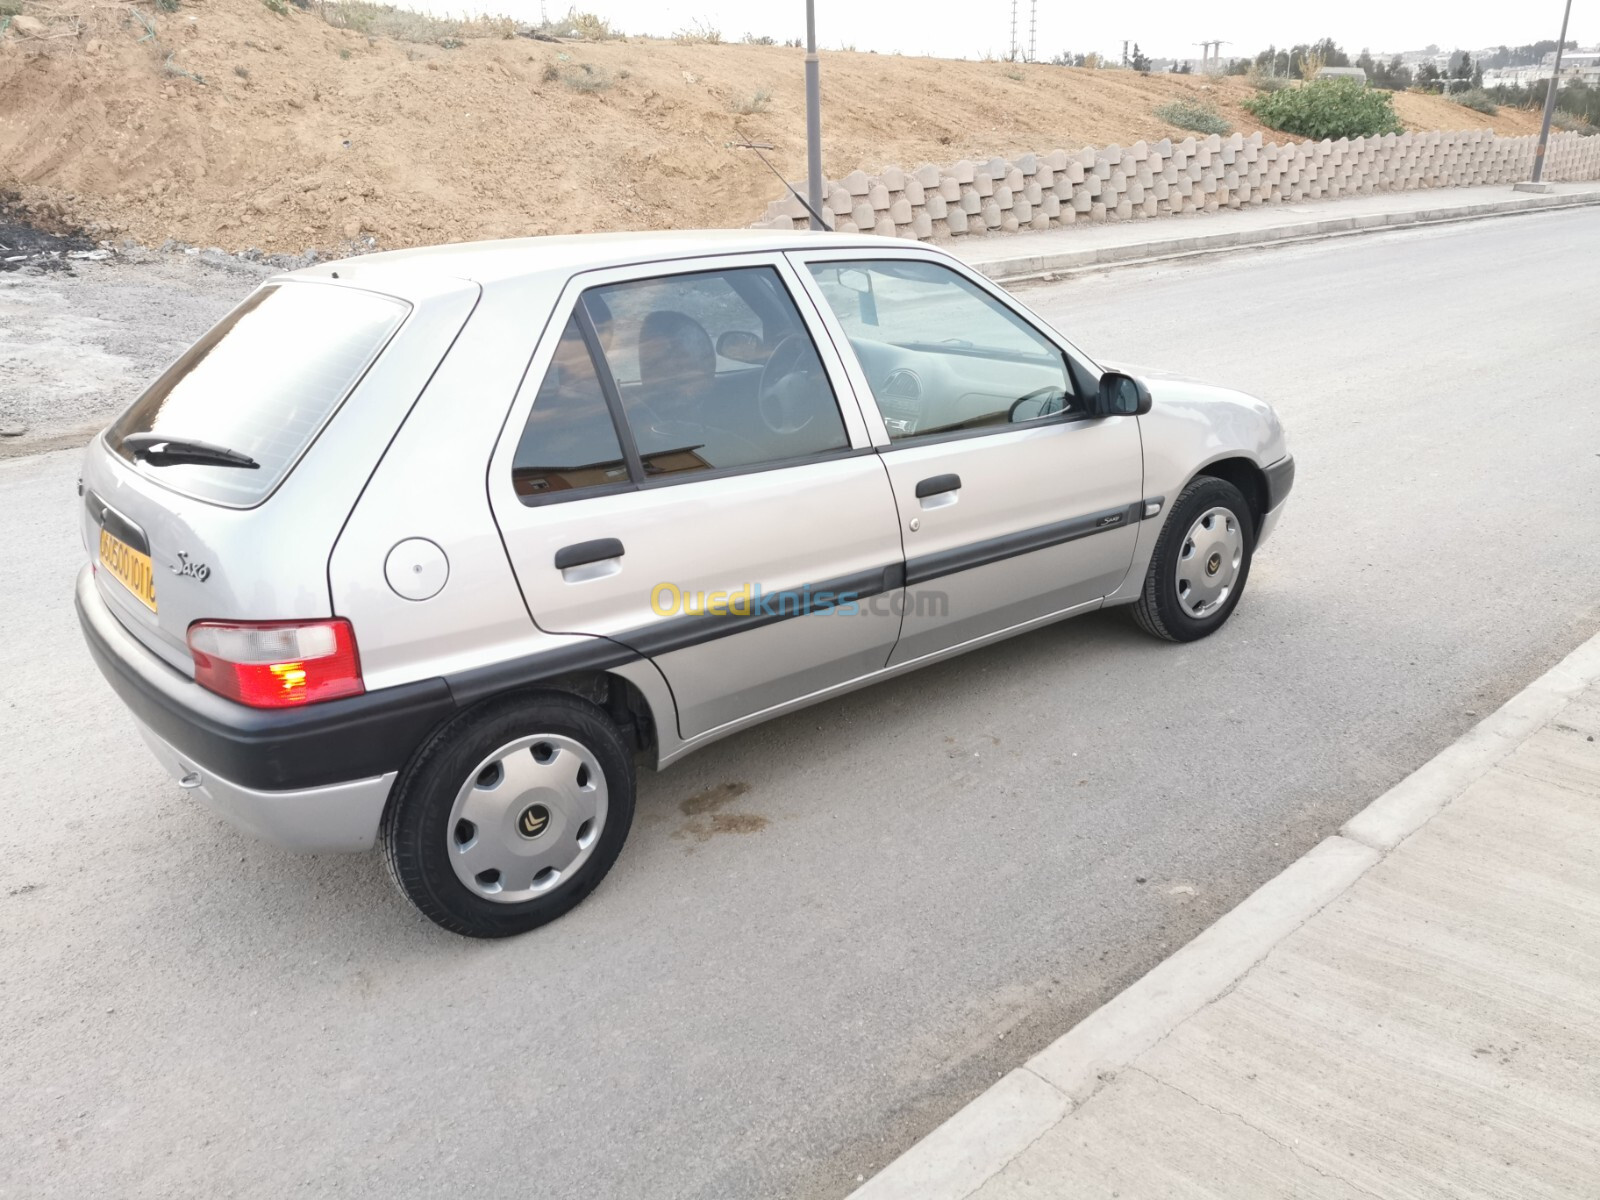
[1008,385,1068,423]
[757,336,819,436]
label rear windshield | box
[107,282,409,506]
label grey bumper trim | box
[135,720,395,853]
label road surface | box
[4,208,1599,1199]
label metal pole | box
[805,0,824,229]
[1531,0,1574,183]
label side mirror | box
[715,329,766,365]
[1094,371,1152,417]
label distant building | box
[1318,66,1368,83]
[1555,49,1600,84]
[1485,49,1600,89]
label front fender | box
[1103,377,1289,605]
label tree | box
[1171,61,1193,74]
[1130,43,1151,73]
[1290,43,1325,80]
[1311,37,1350,68]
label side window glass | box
[807,260,1077,441]
[585,266,850,477]
[510,313,630,500]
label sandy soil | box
[0,1,1550,254]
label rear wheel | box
[383,691,636,938]
[1131,475,1255,643]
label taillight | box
[187,619,364,708]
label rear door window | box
[584,266,850,476]
[510,311,632,500]
[107,282,409,506]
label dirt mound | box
[0,1,1551,253]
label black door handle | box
[915,473,962,498]
[554,538,625,570]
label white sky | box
[424,1,1587,63]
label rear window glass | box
[107,283,409,506]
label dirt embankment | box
[0,1,1551,253]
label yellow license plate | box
[99,528,158,612]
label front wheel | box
[1131,476,1255,642]
[382,691,636,938]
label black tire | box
[1131,475,1256,643]
[382,690,636,938]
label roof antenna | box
[726,139,833,231]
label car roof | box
[288,228,932,288]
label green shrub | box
[1243,78,1404,140]
[561,63,612,92]
[673,18,721,44]
[1453,89,1497,115]
[1246,67,1289,93]
[320,1,515,43]
[1154,100,1231,136]
[568,10,618,39]
[729,88,771,114]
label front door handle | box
[915,473,962,498]
[555,538,624,571]
[914,473,962,511]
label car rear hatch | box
[81,274,480,675]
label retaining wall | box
[752,129,1600,240]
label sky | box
[421,0,1587,63]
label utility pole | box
[1008,0,1017,62]
[804,0,823,229]
[1196,40,1230,72]
[1028,0,1037,63]
[1529,0,1574,185]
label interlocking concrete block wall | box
[753,130,1600,240]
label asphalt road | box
[5,209,1600,1199]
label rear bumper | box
[135,719,394,852]
[76,563,453,844]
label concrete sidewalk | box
[945,181,1600,282]
[853,632,1600,1199]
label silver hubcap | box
[446,734,608,903]
[1175,506,1243,619]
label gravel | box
[0,250,277,452]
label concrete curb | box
[847,628,1600,1200]
[969,191,1600,284]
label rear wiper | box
[123,433,260,470]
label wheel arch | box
[1192,455,1268,535]
[534,669,660,757]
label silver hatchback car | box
[77,231,1292,937]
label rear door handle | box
[555,538,624,572]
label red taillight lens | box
[187,619,364,708]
